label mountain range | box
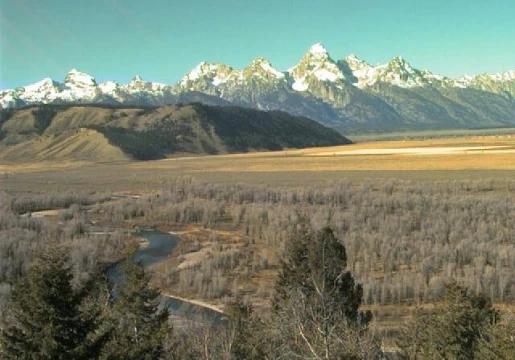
[2,43,514,131]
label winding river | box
[107,229,227,323]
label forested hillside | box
[0,103,350,162]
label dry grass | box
[2,135,515,192]
[0,129,130,163]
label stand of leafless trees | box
[2,177,515,306]
[89,177,515,305]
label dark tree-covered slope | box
[0,103,350,161]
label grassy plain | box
[2,135,515,192]
[346,127,515,142]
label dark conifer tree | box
[272,226,376,359]
[274,226,370,325]
[398,283,499,359]
[226,297,268,360]
[100,260,169,360]
[0,243,104,359]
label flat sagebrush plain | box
[1,135,515,192]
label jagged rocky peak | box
[370,56,432,88]
[179,61,236,88]
[307,42,330,57]
[294,43,336,70]
[289,43,347,91]
[345,53,361,62]
[344,53,367,66]
[128,75,148,89]
[11,76,63,105]
[1,44,514,114]
[342,54,373,74]
[64,69,97,87]
[244,57,284,79]
[479,70,515,82]
[503,70,515,80]
[131,75,144,83]
[99,80,119,93]
[126,75,168,92]
[185,62,233,80]
[387,56,415,72]
[24,77,61,93]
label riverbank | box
[162,292,224,314]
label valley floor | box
[2,135,515,192]
[2,134,515,348]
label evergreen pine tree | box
[0,243,103,359]
[274,226,370,325]
[398,283,499,359]
[100,260,169,360]
[273,226,376,359]
[477,310,515,359]
[226,297,268,360]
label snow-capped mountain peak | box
[341,55,375,88]
[484,70,515,82]
[369,56,431,88]
[289,43,347,91]
[341,54,448,88]
[298,43,333,65]
[17,77,63,103]
[99,81,119,94]
[343,54,372,71]
[308,43,329,56]
[244,57,284,80]
[178,62,237,92]
[387,56,414,72]
[24,78,60,93]
[183,62,221,81]
[64,69,97,87]
[125,75,168,92]
[344,53,365,64]
[180,62,234,86]
[1,45,514,112]
[126,75,152,92]
[128,75,148,88]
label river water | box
[107,229,226,323]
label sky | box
[1,0,514,89]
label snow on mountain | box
[1,44,514,111]
[451,70,515,99]
[365,56,430,88]
[452,70,515,89]
[242,57,284,81]
[64,69,97,87]
[18,78,63,103]
[59,69,99,101]
[451,75,475,89]
[288,43,348,91]
[342,54,454,88]
[125,75,168,93]
[98,80,124,101]
[498,70,515,81]
[0,70,178,108]
[342,54,376,88]
[179,62,237,90]
[0,89,25,109]
[99,80,119,94]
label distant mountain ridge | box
[0,103,349,162]
[2,43,514,131]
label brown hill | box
[0,104,350,162]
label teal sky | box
[1,0,514,89]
